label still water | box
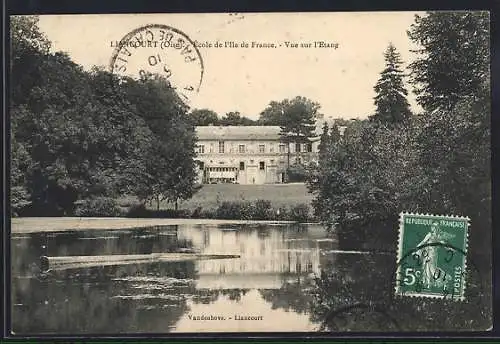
[11,223,491,334]
[12,223,335,334]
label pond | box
[11,222,491,334]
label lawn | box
[118,183,314,211]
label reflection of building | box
[194,126,320,185]
[177,225,326,289]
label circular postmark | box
[109,24,204,104]
[392,242,485,301]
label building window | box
[197,145,205,154]
[259,144,265,153]
[270,159,274,164]
[218,141,225,153]
[279,144,286,153]
[295,143,301,152]
[306,143,312,152]
[250,159,254,164]
[199,161,204,170]
[239,161,245,170]
[259,161,265,170]
[238,144,245,153]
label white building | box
[194,126,321,184]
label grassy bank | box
[118,183,313,211]
[74,183,317,222]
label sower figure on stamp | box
[417,221,454,289]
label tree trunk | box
[295,134,300,164]
[156,195,160,211]
[175,199,178,211]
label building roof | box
[196,126,282,141]
[195,123,345,141]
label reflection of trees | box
[220,288,249,302]
[191,289,220,304]
[12,253,198,334]
[259,273,315,315]
[309,253,491,332]
[42,225,192,257]
[310,253,401,331]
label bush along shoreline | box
[70,196,315,223]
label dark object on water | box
[176,247,200,254]
[39,252,240,273]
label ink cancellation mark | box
[109,24,204,104]
[395,212,470,301]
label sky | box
[37,12,425,120]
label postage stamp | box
[395,212,470,301]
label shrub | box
[216,201,254,220]
[126,203,148,217]
[126,204,191,218]
[191,206,203,218]
[200,208,217,219]
[290,203,310,223]
[273,206,290,221]
[75,197,121,217]
[253,199,272,220]
[287,164,308,182]
[191,207,217,219]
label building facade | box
[194,126,321,185]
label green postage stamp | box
[395,212,470,301]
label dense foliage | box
[308,11,491,257]
[370,43,412,125]
[189,96,322,128]
[407,11,490,113]
[10,16,199,216]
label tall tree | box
[279,97,319,139]
[370,43,412,125]
[330,123,342,144]
[10,16,200,215]
[317,122,330,162]
[10,16,52,214]
[279,96,319,166]
[10,16,51,106]
[188,109,219,126]
[258,100,287,125]
[408,11,490,255]
[260,97,319,181]
[407,11,489,112]
[123,75,199,210]
[219,111,256,126]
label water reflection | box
[11,222,490,334]
[309,252,491,332]
[178,225,323,289]
[11,223,333,334]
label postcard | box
[9,11,491,334]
